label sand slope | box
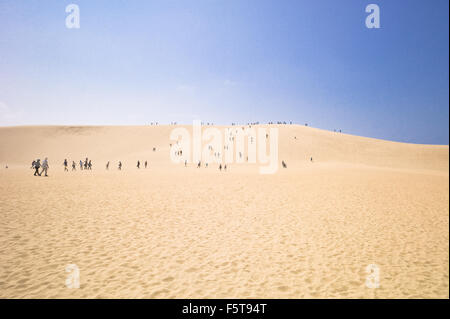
[0,125,448,171]
[0,125,448,298]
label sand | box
[0,125,448,298]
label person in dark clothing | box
[34,159,41,176]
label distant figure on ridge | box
[72,161,76,171]
[137,161,140,169]
[282,160,287,168]
[63,159,68,172]
[118,161,122,170]
[144,161,147,169]
[106,161,110,170]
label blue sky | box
[0,0,448,144]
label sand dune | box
[0,125,448,298]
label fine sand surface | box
[0,125,448,298]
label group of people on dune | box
[63,158,93,171]
[31,158,49,177]
[31,156,292,177]
[60,159,148,172]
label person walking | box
[63,159,68,172]
[72,161,76,171]
[79,160,83,170]
[41,158,49,177]
[144,161,147,169]
[34,159,41,176]
[106,161,110,170]
[137,160,140,169]
[88,160,92,170]
[118,161,122,170]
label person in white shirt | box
[41,158,49,177]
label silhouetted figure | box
[197,161,201,168]
[184,160,187,167]
[63,159,68,172]
[106,161,110,170]
[88,160,92,170]
[137,160,140,169]
[144,161,147,169]
[118,161,122,170]
[84,158,88,170]
[219,164,222,171]
[34,159,41,176]
[79,160,83,170]
[72,161,76,171]
[310,157,313,162]
[31,160,36,169]
[224,165,227,171]
[282,161,287,168]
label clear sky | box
[0,0,448,144]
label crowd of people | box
[27,156,299,176]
